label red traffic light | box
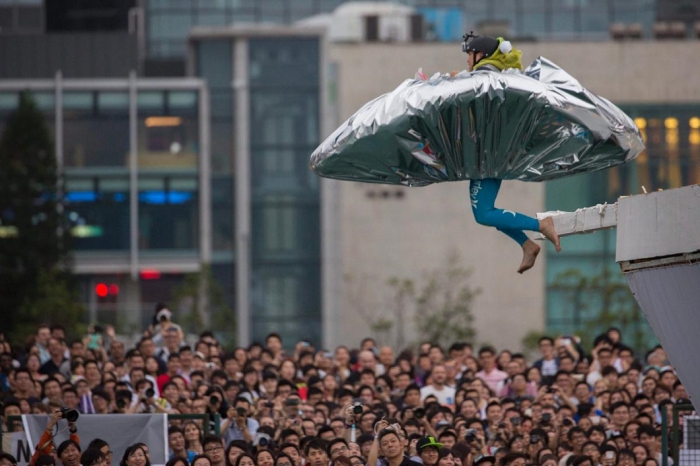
[95,283,109,298]
[95,283,119,298]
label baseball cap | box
[416,436,443,451]
[156,308,172,322]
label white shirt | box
[420,384,456,405]
[541,359,558,377]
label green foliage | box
[15,268,86,340]
[0,91,75,342]
[346,255,479,349]
[344,273,397,344]
[521,329,549,358]
[551,267,654,352]
[170,265,235,348]
[410,255,480,346]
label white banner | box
[2,431,33,466]
[21,414,168,466]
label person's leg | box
[469,178,540,245]
[470,178,560,273]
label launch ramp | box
[542,184,700,408]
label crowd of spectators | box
[0,304,692,466]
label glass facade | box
[192,34,323,345]
[196,40,235,254]
[66,171,131,251]
[64,91,129,168]
[545,104,700,348]
[147,0,659,58]
[0,80,208,256]
[248,37,322,345]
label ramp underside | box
[625,262,700,405]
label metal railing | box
[661,401,697,466]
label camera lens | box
[60,407,80,422]
[237,407,247,417]
[413,408,425,419]
[259,437,269,447]
[210,395,220,405]
[352,404,363,414]
[117,400,126,409]
[265,402,274,408]
[145,388,155,398]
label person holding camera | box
[148,304,184,349]
[30,408,81,466]
[366,420,421,466]
[222,396,259,445]
[127,381,173,414]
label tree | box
[343,273,397,345]
[0,91,80,342]
[170,265,235,348]
[346,254,480,349]
[550,267,655,352]
[15,268,86,339]
[410,255,480,346]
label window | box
[65,174,130,251]
[64,91,129,168]
[138,174,199,251]
[137,91,199,170]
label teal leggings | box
[470,179,540,246]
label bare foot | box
[539,216,561,252]
[518,240,541,274]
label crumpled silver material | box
[310,57,644,186]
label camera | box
[352,403,363,415]
[145,388,155,399]
[465,429,477,443]
[498,422,506,429]
[236,407,247,417]
[254,432,271,447]
[265,401,275,409]
[413,408,425,419]
[179,396,188,403]
[210,395,220,405]
[541,413,552,424]
[116,399,127,409]
[511,417,521,426]
[60,407,80,423]
[285,398,300,407]
[529,434,540,444]
[562,418,573,427]
[375,385,383,393]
